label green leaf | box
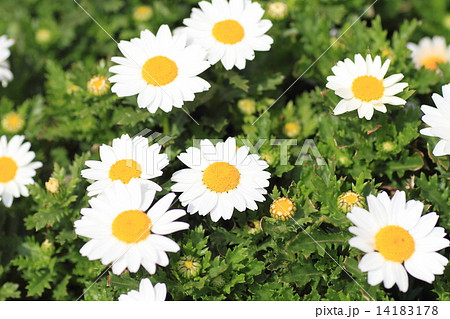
[0,282,21,300]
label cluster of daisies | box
[75,134,271,300]
[1,0,449,300]
[326,36,450,292]
[109,0,273,114]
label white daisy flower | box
[74,180,189,275]
[109,25,211,114]
[171,137,270,222]
[0,135,42,207]
[182,0,273,70]
[0,35,14,88]
[347,191,449,292]
[406,36,450,71]
[326,54,408,120]
[118,278,166,301]
[420,84,450,156]
[81,134,168,197]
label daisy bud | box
[337,191,365,213]
[237,98,256,115]
[133,5,153,22]
[270,197,296,221]
[267,2,288,20]
[45,177,60,194]
[1,112,24,133]
[261,152,275,166]
[42,239,53,250]
[211,275,225,288]
[35,28,52,45]
[246,219,262,234]
[177,256,201,278]
[283,122,301,137]
[87,75,110,96]
[382,141,395,152]
[66,84,81,94]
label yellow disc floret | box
[109,159,142,184]
[142,56,178,86]
[270,197,296,221]
[351,75,385,102]
[112,209,151,243]
[202,162,240,193]
[0,156,18,183]
[375,225,415,263]
[212,19,245,44]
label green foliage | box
[0,0,449,301]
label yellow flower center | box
[202,162,240,193]
[184,260,193,269]
[2,112,24,133]
[421,56,447,70]
[112,209,151,243]
[87,75,110,96]
[342,193,357,204]
[212,19,245,44]
[109,159,142,184]
[351,75,385,102]
[0,156,18,183]
[142,56,178,86]
[375,225,415,263]
[270,197,295,221]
